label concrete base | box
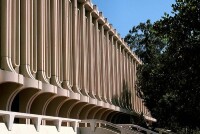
[0,123,77,134]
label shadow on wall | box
[111,80,148,128]
[111,80,133,111]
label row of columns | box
[0,0,149,116]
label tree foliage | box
[125,0,200,131]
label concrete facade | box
[0,0,153,125]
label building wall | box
[0,0,151,123]
[0,123,77,134]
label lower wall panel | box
[79,127,119,134]
[0,123,76,134]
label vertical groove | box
[72,0,80,93]
[62,0,70,90]
[11,0,20,69]
[20,0,34,78]
[1,0,15,71]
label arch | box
[69,101,88,119]
[58,99,79,118]
[105,111,119,122]
[119,114,129,124]
[112,113,131,124]
[93,107,107,120]
[0,82,22,110]
[100,109,115,121]
[111,112,124,124]
[11,87,40,113]
[76,104,91,119]
[87,106,102,119]
[45,96,68,116]
[79,104,96,119]
[30,92,56,115]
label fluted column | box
[94,18,101,100]
[99,25,105,101]
[130,58,134,110]
[128,55,132,110]
[0,0,15,71]
[79,3,88,95]
[126,53,129,109]
[68,0,73,87]
[111,37,117,100]
[30,0,38,76]
[37,0,50,83]
[71,0,81,92]
[77,5,82,92]
[118,44,123,107]
[62,0,71,90]
[115,41,120,105]
[20,0,35,79]
[87,11,95,98]
[122,47,126,108]
[123,50,127,109]
[105,31,111,103]
[134,61,138,112]
[11,0,21,71]
[50,0,61,87]
[101,27,107,102]
[109,35,114,104]
[58,0,63,85]
[1,0,21,72]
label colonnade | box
[0,0,153,122]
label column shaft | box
[72,0,80,92]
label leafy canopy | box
[125,0,200,131]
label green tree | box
[125,0,200,131]
[125,19,166,64]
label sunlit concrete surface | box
[0,0,155,133]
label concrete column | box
[30,0,37,76]
[0,0,15,71]
[121,48,126,107]
[50,0,62,87]
[77,5,82,92]
[94,18,101,100]
[126,53,130,109]
[80,4,88,95]
[123,50,126,84]
[98,25,105,101]
[112,40,117,99]
[115,41,119,105]
[57,0,63,84]
[37,0,50,83]
[71,0,81,93]
[109,35,114,104]
[85,11,89,93]
[103,30,109,102]
[20,0,35,79]
[87,11,95,98]
[68,0,73,87]
[122,47,126,108]
[120,47,125,107]
[62,0,71,90]
[46,0,52,81]
[134,61,138,112]
[130,58,134,110]
[105,31,111,103]
[101,27,107,102]
[118,44,122,107]
[11,0,20,71]
[128,55,132,110]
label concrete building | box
[0,0,156,133]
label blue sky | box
[92,0,175,38]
